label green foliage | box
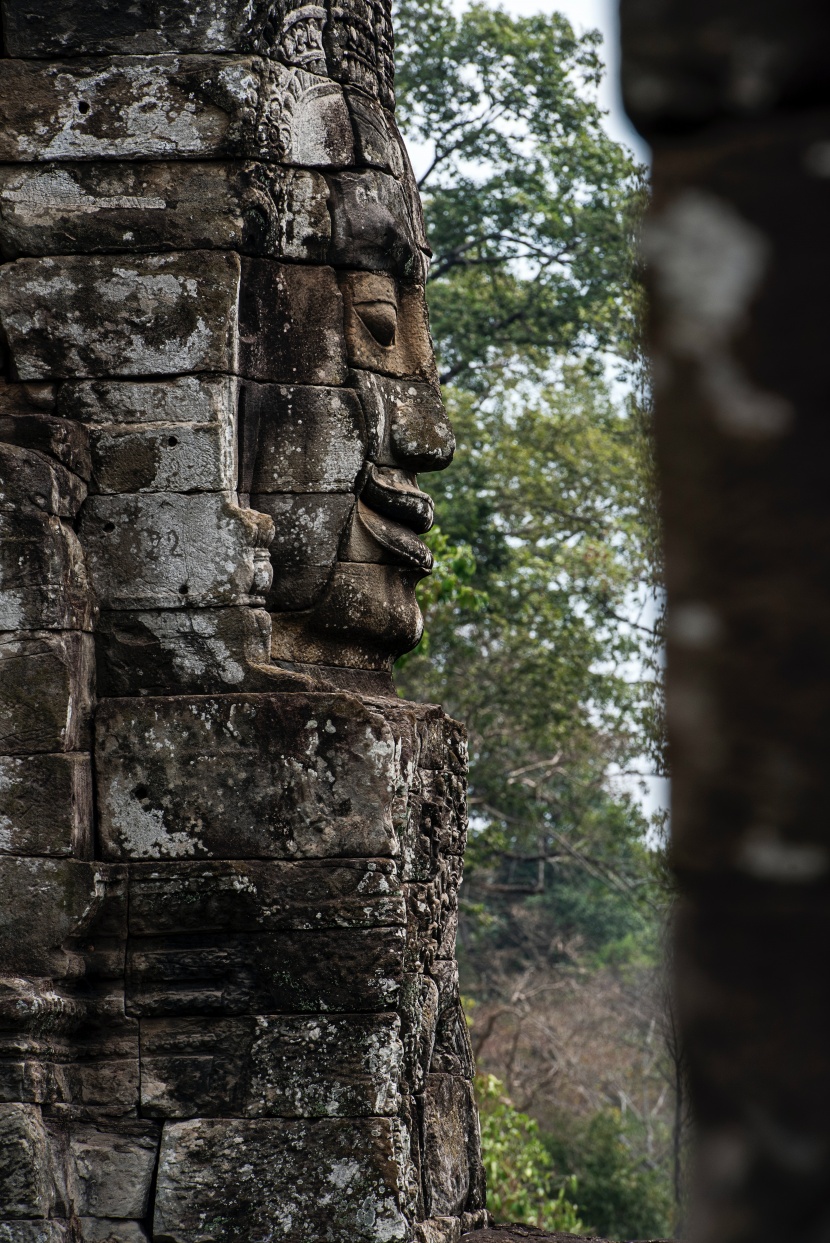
[398,373,662,957]
[545,1109,673,1240]
[396,526,486,667]
[395,0,673,1231]
[395,0,646,388]
[476,1073,583,1232]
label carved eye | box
[354,299,397,347]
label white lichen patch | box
[105,775,200,859]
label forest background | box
[393,1,676,1236]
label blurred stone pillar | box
[620,3,830,1240]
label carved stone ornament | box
[0,1,487,1240]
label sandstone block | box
[0,383,56,415]
[401,770,468,883]
[140,1013,402,1119]
[0,0,257,57]
[242,382,366,492]
[415,1219,461,1243]
[128,859,405,934]
[6,1055,140,1114]
[404,861,462,972]
[95,694,399,861]
[126,925,405,1015]
[58,376,237,429]
[76,1222,149,1243]
[0,976,88,1038]
[0,409,91,480]
[244,1012,403,1118]
[380,702,468,776]
[0,57,356,168]
[266,563,335,612]
[0,858,126,977]
[0,753,92,858]
[421,1075,485,1218]
[341,273,437,380]
[238,260,347,384]
[153,1117,412,1242]
[272,168,333,260]
[346,101,429,260]
[253,492,355,568]
[79,493,273,610]
[94,608,271,697]
[89,422,235,495]
[76,1056,141,1113]
[0,57,261,164]
[0,631,94,754]
[0,252,240,381]
[0,1104,55,1218]
[0,445,86,519]
[351,369,454,470]
[430,962,474,1080]
[400,1088,426,1221]
[67,1122,159,1220]
[137,1018,250,1119]
[328,169,423,279]
[0,511,94,632]
[0,162,330,262]
[325,0,395,108]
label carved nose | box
[389,384,455,473]
[349,371,456,476]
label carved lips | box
[359,464,435,571]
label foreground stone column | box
[0,4,486,1239]
[621,2,830,1241]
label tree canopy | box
[395,0,659,949]
[395,0,645,387]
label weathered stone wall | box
[0,3,486,1239]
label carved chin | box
[314,563,427,658]
[270,562,428,671]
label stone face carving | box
[0,2,486,1239]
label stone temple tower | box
[0,2,487,1239]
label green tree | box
[477,1073,583,1232]
[397,373,661,955]
[395,0,645,388]
[545,1109,673,1240]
